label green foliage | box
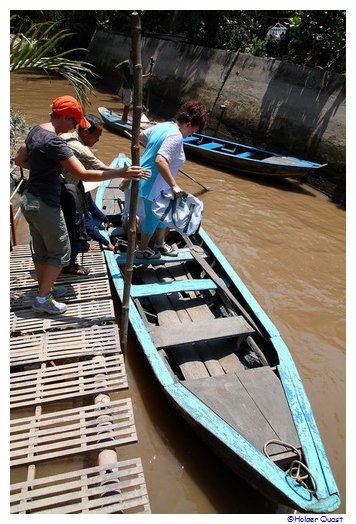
[10,108,28,150]
[279,11,346,73]
[245,37,267,57]
[10,10,346,74]
[10,17,97,107]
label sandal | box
[62,264,90,276]
[135,248,161,260]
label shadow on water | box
[185,156,319,198]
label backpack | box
[152,190,203,235]
[60,182,88,243]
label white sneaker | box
[32,295,67,315]
[154,243,178,257]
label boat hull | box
[96,165,340,513]
[166,386,340,513]
[98,106,155,136]
[183,134,325,178]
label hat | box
[51,96,90,128]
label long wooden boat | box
[95,154,340,513]
[183,133,326,178]
[98,106,155,136]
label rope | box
[263,439,318,494]
[286,460,317,494]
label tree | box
[10,17,96,107]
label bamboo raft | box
[10,243,150,514]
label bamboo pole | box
[10,203,17,247]
[210,49,240,116]
[120,11,143,354]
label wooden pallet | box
[10,324,121,367]
[11,279,111,311]
[11,399,137,467]
[10,246,104,273]
[10,459,151,514]
[10,263,108,289]
[11,354,128,408]
[10,243,101,258]
[10,240,151,514]
[10,299,115,335]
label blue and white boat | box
[95,154,340,513]
[183,133,326,178]
[98,106,155,136]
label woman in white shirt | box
[136,100,208,259]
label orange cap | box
[51,95,90,128]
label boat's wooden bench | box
[235,151,253,158]
[184,136,199,144]
[149,315,254,349]
[131,278,220,298]
[198,142,222,151]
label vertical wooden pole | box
[120,11,143,354]
[10,203,17,247]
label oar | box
[183,234,267,344]
[120,11,143,355]
[123,129,211,192]
[178,167,211,192]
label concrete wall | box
[87,30,345,192]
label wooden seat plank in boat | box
[149,316,254,349]
[154,263,227,378]
[130,278,218,298]
[184,367,301,462]
[198,142,222,150]
[140,266,210,380]
[235,151,253,158]
[164,262,245,374]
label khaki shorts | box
[21,191,71,267]
[118,87,133,107]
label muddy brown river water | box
[10,72,346,514]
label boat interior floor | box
[130,257,301,467]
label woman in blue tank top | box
[135,100,208,260]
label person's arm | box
[83,218,110,246]
[60,155,150,183]
[14,144,30,170]
[155,154,184,197]
[88,195,109,223]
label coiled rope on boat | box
[263,439,317,494]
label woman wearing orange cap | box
[15,95,150,315]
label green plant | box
[10,18,96,107]
[10,108,27,151]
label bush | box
[10,108,28,153]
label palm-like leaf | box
[10,20,96,107]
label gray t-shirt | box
[25,125,73,207]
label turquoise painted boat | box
[96,154,340,513]
[98,106,155,136]
[183,133,326,178]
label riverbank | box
[86,31,345,204]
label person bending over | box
[15,96,149,314]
